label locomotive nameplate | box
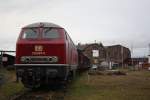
[32,45,46,55]
[32,52,46,55]
[35,45,43,52]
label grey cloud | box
[0,0,150,57]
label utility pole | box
[94,40,97,44]
[148,43,150,64]
[149,43,150,55]
[131,44,134,66]
[0,51,2,68]
[121,46,124,68]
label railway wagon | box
[77,49,90,70]
[15,22,78,88]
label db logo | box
[35,45,43,52]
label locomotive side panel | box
[65,31,78,70]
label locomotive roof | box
[23,22,63,28]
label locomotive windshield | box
[42,28,60,39]
[21,28,61,39]
[22,28,38,39]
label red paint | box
[15,24,78,67]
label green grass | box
[0,68,26,100]
[0,68,150,100]
[0,82,25,99]
[65,70,150,100]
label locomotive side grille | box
[21,56,58,63]
[30,57,49,62]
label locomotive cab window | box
[42,28,60,39]
[22,29,38,39]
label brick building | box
[106,45,131,64]
[77,43,131,68]
[128,58,148,66]
[77,43,106,64]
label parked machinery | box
[15,22,78,88]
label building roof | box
[23,22,63,28]
[128,57,148,62]
[105,44,129,49]
[105,44,122,48]
[77,43,104,51]
[0,54,15,58]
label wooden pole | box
[0,51,3,68]
[121,46,124,68]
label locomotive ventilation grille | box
[20,56,58,63]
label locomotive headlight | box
[25,57,31,62]
[48,56,58,63]
[21,57,26,62]
[20,56,30,63]
[48,57,53,62]
[53,56,58,62]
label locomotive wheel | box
[72,70,76,78]
[68,70,76,80]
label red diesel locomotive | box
[15,22,78,88]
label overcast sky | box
[0,0,150,57]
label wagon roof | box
[23,22,63,28]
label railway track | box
[10,84,67,100]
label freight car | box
[15,22,78,88]
[77,49,90,70]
